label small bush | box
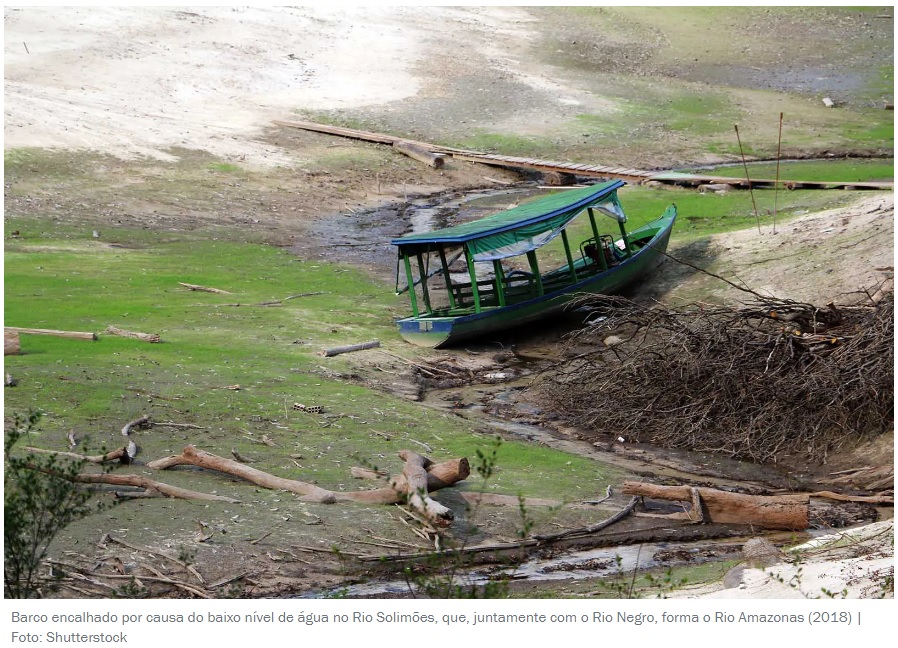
[4,412,99,598]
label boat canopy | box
[391,180,627,261]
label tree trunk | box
[622,481,809,530]
[394,450,454,524]
[320,340,380,357]
[147,446,470,520]
[543,171,577,186]
[106,326,162,343]
[147,445,338,502]
[5,327,97,341]
[5,331,20,355]
[393,141,446,168]
[73,473,241,502]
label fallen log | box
[147,445,469,521]
[622,481,809,530]
[393,141,446,169]
[5,331,20,355]
[73,473,240,502]
[543,171,577,186]
[25,446,129,464]
[320,340,381,357]
[106,325,162,343]
[148,445,338,502]
[178,282,233,295]
[395,450,453,524]
[6,327,97,341]
[811,490,894,505]
[272,119,476,155]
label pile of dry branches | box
[536,290,893,464]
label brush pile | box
[535,290,893,464]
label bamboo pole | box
[773,112,784,234]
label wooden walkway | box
[275,120,893,191]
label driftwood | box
[26,446,129,464]
[146,445,469,523]
[105,325,162,343]
[394,450,453,524]
[320,340,381,357]
[178,282,233,295]
[5,330,20,355]
[393,140,446,168]
[622,481,809,530]
[810,490,893,505]
[73,473,240,502]
[543,171,577,186]
[360,497,638,564]
[351,466,388,480]
[217,291,326,307]
[5,326,97,340]
[120,414,149,462]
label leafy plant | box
[4,411,102,598]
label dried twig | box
[536,292,893,464]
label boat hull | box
[397,208,676,347]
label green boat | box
[391,180,676,347]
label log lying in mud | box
[26,446,130,464]
[622,481,809,530]
[320,340,381,357]
[393,141,446,168]
[147,445,469,524]
[73,473,241,503]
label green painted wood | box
[464,245,482,313]
[493,260,507,307]
[587,208,608,271]
[438,248,456,309]
[402,253,419,317]
[560,229,578,282]
[617,220,632,258]
[416,253,431,313]
[526,250,544,296]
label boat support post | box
[401,252,419,317]
[492,260,507,307]
[526,250,544,296]
[416,253,432,314]
[438,248,457,310]
[560,229,578,282]
[587,208,608,271]
[617,221,633,258]
[464,245,482,313]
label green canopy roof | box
[391,180,625,256]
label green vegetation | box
[694,159,894,183]
[4,231,621,504]
[207,162,242,173]
[5,412,102,598]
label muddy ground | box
[4,7,893,598]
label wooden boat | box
[391,180,676,347]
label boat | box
[390,180,676,347]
